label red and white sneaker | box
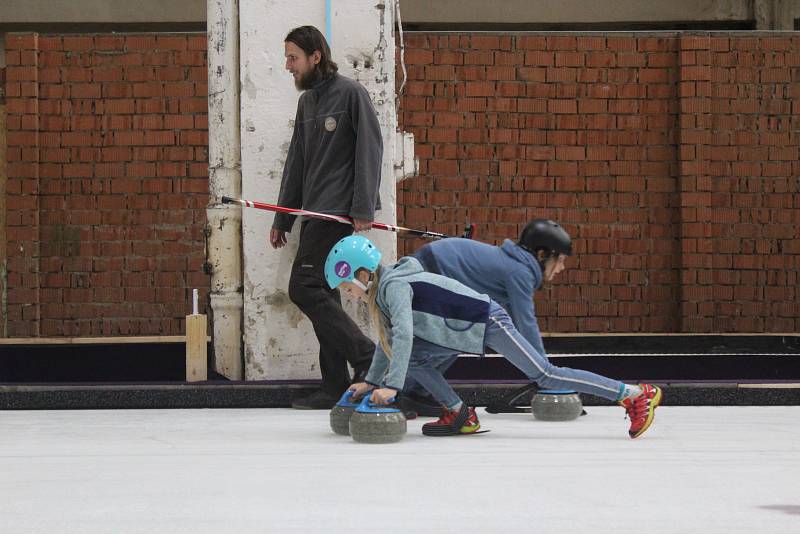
[422,404,481,436]
[620,384,662,439]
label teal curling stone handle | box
[336,390,360,408]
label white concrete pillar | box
[239,0,401,380]
[207,0,243,379]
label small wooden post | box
[186,288,208,382]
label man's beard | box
[296,65,323,90]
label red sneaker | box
[460,407,481,434]
[621,384,662,439]
[422,404,480,436]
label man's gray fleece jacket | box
[272,73,382,232]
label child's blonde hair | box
[364,266,393,359]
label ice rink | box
[1,406,798,533]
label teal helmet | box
[324,235,382,289]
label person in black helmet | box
[398,219,573,415]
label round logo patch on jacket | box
[324,116,337,131]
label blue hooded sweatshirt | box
[414,238,546,358]
[364,257,490,390]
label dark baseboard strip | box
[1,382,798,410]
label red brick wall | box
[3,31,798,338]
[397,33,800,333]
[678,35,800,332]
[4,33,210,336]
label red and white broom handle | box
[220,196,475,240]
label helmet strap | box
[351,278,369,292]
[351,268,376,292]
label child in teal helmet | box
[327,235,662,438]
[325,235,383,292]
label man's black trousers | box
[287,219,375,396]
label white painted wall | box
[240,0,398,380]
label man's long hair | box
[285,25,338,82]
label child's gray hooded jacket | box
[364,257,490,390]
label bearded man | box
[269,25,383,409]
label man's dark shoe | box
[292,390,339,410]
[399,392,442,418]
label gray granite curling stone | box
[330,391,359,436]
[349,394,406,444]
[532,390,583,421]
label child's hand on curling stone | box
[371,388,397,405]
[349,382,374,399]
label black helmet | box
[518,219,572,257]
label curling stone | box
[349,393,407,444]
[532,389,583,421]
[330,391,359,436]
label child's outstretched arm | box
[364,343,390,386]
[505,269,547,357]
[380,282,415,391]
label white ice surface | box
[1,407,799,533]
